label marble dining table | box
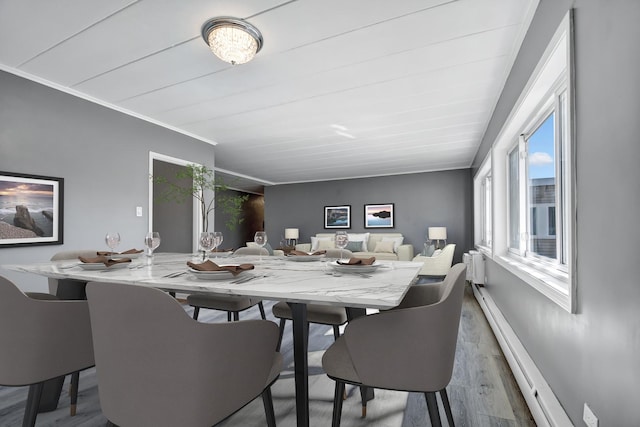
[4,252,422,427]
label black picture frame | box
[364,203,394,228]
[0,171,64,247]
[324,205,351,229]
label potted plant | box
[153,164,248,234]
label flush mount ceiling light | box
[201,17,263,65]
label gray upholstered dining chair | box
[322,263,467,427]
[86,281,282,427]
[233,246,270,256]
[272,302,348,351]
[186,246,268,321]
[48,249,100,297]
[0,275,95,427]
[272,249,353,350]
[322,248,354,259]
[271,248,353,350]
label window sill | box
[475,245,492,258]
[494,254,572,313]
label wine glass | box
[212,231,223,260]
[254,231,268,263]
[335,231,349,261]
[105,232,121,256]
[199,232,215,261]
[144,232,161,263]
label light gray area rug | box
[219,348,407,427]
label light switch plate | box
[136,206,143,217]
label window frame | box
[474,154,492,252]
[473,10,576,313]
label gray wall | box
[0,70,216,291]
[264,169,473,261]
[472,1,640,425]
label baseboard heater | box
[471,283,573,427]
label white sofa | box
[295,232,414,261]
[412,243,456,276]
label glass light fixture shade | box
[202,17,263,65]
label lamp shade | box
[284,228,299,239]
[428,227,447,241]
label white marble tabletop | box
[4,252,422,309]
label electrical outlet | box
[136,206,143,217]
[583,403,598,427]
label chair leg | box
[23,382,44,427]
[425,391,442,427]
[192,307,200,320]
[233,311,240,321]
[227,311,232,322]
[276,318,286,351]
[440,388,455,426]
[332,381,345,427]
[258,301,267,320]
[261,387,276,427]
[69,371,80,416]
[332,325,340,340]
[360,386,368,417]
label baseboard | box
[471,283,573,427]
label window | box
[548,207,556,236]
[508,147,520,251]
[474,11,575,312]
[483,174,492,248]
[474,155,492,250]
[508,105,566,262]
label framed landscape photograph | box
[0,171,64,247]
[324,205,351,229]
[365,203,394,228]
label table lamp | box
[428,227,447,250]
[284,228,299,247]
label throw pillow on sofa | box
[374,240,395,253]
[423,244,436,257]
[381,236,404,253]
[347,233,370,252]
[311,236,334,251]
[346,241,364,252]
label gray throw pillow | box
[264,242,274,255]
[423,244,435,257]
[345,241,362,252]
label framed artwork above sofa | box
[364,203,394,228]
[324,205,350,229]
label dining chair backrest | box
[86,281,281,427]
[0,275,94,386]
[233,246,269,256]
[323,248,354,259]
[342,263,467,392]
[48,249,100,295]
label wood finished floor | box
[0,284,535,426]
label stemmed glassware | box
[199,232,215,261]
[105,232,121,255]
[335,231,349,261]
[144,231,161,263]
[254,231,268,263]
[212,231,223,260]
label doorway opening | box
[148,152,201,252]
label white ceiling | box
[0,0,537,189]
